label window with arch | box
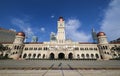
[17,46,19,50]
[103,46,105,49]
[33,53,36,58]
[23,53,27,58]
[113,54,117,56]
[105,46,108,49]
[15,51,17,54]
[34,48,37,50]
[95,54,99,58]
[28,54,31,58]
[75,47,79,50]
[5,54,8,58]
[14,46,17,49]
[68,53,73,59]
[91,54,94,58]
[77,54,80,58]
[89,48,93,50]
[37,54,41,58]
[38,48,42,50]
[80,48,84,50]
[86,54,89,58]
[49,53,54,59]
[85,48,88,50]
[25,48,28,50]
[118,54,120,57]
[107,52,109,55]
[81,54,85,59]
[94,48,97,50]
[13,52,15,54]
[43,54,45,58]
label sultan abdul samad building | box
[0,17,120,60]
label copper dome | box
[97,32,106,37]
[16,32,25,37]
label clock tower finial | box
[58,16,64,21]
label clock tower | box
[57,17,66,43]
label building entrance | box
[58,53,65,59]
[50,53,54,59]
[68,53,73,59]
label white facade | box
[1,17,120,60]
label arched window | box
[33,54,36,58]
[77,54,80,59]
[91,54,94,58]
[17,46,19,50]
[28,54,31,58]
[68,53,73,59]
[95,54,99,58]
[105,46,108,49]
[38,48,42,50]
[19,55,22,58]
[118,54,120,57]
[49,53,54,59]
[34,48,37,50]
[5,54,8,58]
[113,54,117,56]
[101,46,103,50]
[75,47,79,50]
[15,51,17,54]
[25,48,28,50]
[37,54,41,58]
[23,53,27,58]
[14,46,17,49]
[0,54,3,56]
[43,54,45,59]
[86,54,89,58]
[81,54,85,59]
[85,48,88,50]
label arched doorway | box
[58,53,65,59]
[68,53,73,59]
[50,53,54,59]
[23,53,27,58]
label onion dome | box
[58,16,64,21]
[16,32,25,37]
[97,32,106,37]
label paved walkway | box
[0,70,120,76]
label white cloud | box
[101,0,120,41]
[24,27,34,37]
[40,27,45,32]
[51,15,55,18]
[9,28,16,32]
[11,18,34,38]
[65,19,91,42]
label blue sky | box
[0,0,120,42]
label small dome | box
[16,32,25,37]
[97,32,106,37]
[58,16,64,21]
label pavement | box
[0,70,120,76]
